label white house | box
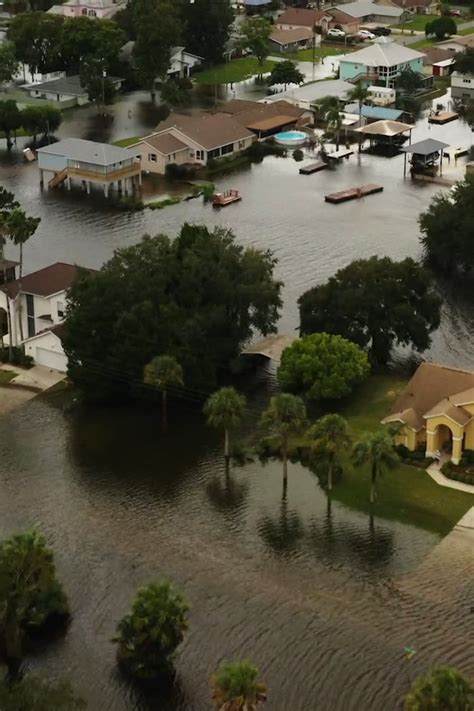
[129,112,255,175]
[451,71,474,101]
[119,43,203,79]
[48,0,125,19]
[0,262,94,372]
[23,75,123,108]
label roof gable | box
[155,111,255,150]
[1,262,94,299]
[277,7,323,26]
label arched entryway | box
[435,424,453,455]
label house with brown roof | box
[219,99,311,137]
[276,7,333,33]
[129,112,255,175]
[0,262,93,371]
[270,27,313,54]
[422,47,455,76]
[382,362,474,464]
[379,0,437,15]
[326,7,361,33]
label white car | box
[358,29,376,40]
[327,28,346,38]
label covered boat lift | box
[401,138,450,177]
[354,119,414,156]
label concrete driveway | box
[0,365,66,416]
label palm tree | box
[204,387,247,466]
[7,208,40,342]
[349,81,369,152]
[260,393,306,490]
[352,431,398,504]
[307,414,351,492]
[210,661,267,711]
[404,666,474,710]
[143,354,183,429]
[317,95,343,151]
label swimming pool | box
[274,130,307,146]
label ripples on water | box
[0,97,473,710]
[0,388,472,711]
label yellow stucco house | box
[382,362,474,464]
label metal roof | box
[355,119,413,136]
[37,138,135,166]
[266,79,354,104]
[401,138,450,155]
[333,0,402,16]
[339,36,424,68]
[344,103,404,120]
[25,74,121,96]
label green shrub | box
[147,197,181,210]
[0,346,34,368]
[165,163,197,180]
[116,195,144,211]
[460,448,474,465]
[293,148,304,162]
[395,443,410,459]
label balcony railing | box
[66,163,141,182]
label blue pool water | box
[275,131,306,141]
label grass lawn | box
[0,370,17,384]
[456,27,474,35]
[293,375,473,535]
[287,45,349,62]
[194,58,276,85]
[410,37,437,49]
[112,136,142,147]
[395,13,463,31]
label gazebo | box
[401,138,450,177]
[354,119,414,155]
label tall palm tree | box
[349,81,369,152]
[210,661,267,711]
[204,387,247,466]
[7,208,41,342]
[260,393,306,490]
[317,95,343,151]
[143,354,184,429]
[307,413,351,492]
[404,666,474,711]
[352,431,398,504]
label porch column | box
[39,169,44,187]
[452,435,463,465]
[104,182,109,198]
[67,176,72,191]
[86,181,90,195]
[426,429,437,458]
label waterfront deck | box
[324,184,383,204]
[428,111,459,125]
[299,161,327,175]
[326,148,353,162]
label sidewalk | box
[0,364,66,416]
[426,461,474,494]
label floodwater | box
[0,87,474,709]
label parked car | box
[327,28,346,38]
[373,26,391,36]
[357,29,376,40]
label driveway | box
[0,386,37,416]
[0,365,66,416]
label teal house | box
[339,37,425,87]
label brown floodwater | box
[0,87,473,710]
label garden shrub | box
[293,148,304,162]
[0,346,34,368]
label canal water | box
[0,88,473,709]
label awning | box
[355,119,414,137]
[245,115,299,131]
[401,138,450,155]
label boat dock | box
[299,161,327,175]
[326,148,353,162]
[324,184,383,204]
[428,111,459,125]
[212,189,241,207]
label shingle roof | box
[277,7,327,27]
[422,47,455,65]
[270,27,313,44]
[1,262,94,298]
[220,100,305,129]
[25,74,121,96]
[328,7,360,23]
[383,362,474,429]
[156,112,255,150]
[340,36,423,67]
[38,138,136,166]
[391,0,432,7]
[333,1,402,17]
[138,133,189,155]
[401,138,450,155]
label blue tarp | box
[244,0,271,5]
[344,103,404,120]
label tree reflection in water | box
[258,487,304,557]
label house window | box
[26,294,35,338]
[220,143,234,156]
[148,154,157,162]
[81,7,87,13]
[238,140,245,149]
[463,78,471,84]
[208,147,221,159]
[196,149,204,160]
[57,301,64,318]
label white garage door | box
[35,347,68,372]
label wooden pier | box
[324,184,383,204]
[299,161,327,175]
[326,148,353,162]
[212,189,241,207]
[428,111,458,125]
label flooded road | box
[0,87,474,709]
